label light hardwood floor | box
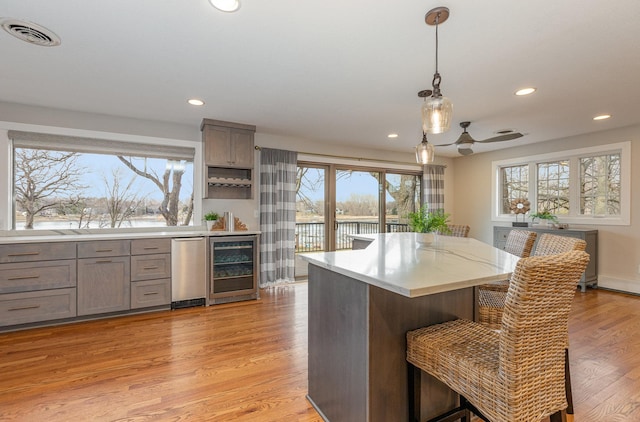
[1,284,638,421]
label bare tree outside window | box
[580,154,620,215]
[13,147,194,230]
[14,148,87,229]
[117,157,192,226]
[500,165,528,214]
[101,168,148,228]
[537,161,570,214]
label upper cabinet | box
[201,119,256,200]
[202,119,255,168]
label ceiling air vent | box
[1,18,61,47]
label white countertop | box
[0,229,261,244]
[301,232,519,298]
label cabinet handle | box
[95,249,113,252]
[7,251,40,257]
[143,266,159,270]
[143,292,159,296]
[143,247,159,250]
[8,305,41,311]
[95,259,113,263]
[8,275,40,280]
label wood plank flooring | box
[0,284,638,421]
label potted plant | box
[204,211,219,231]
[408,205,450,245]
[529,210,558,226]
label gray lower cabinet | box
[77,252,131,316]
[493,225,598,291]
[0,243,78,327]
[0,288,76,326]
[130,238,171,309]
[2,237,174,331]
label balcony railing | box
[295,221,410,253]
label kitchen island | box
[301,233,518,421]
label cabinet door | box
[77,256,130,316]
[204,125,233,166]
[230,129,254,168]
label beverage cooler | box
[209,235,259,305]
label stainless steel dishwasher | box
[171,236,206,309]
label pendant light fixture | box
[415,131,435,164]
[419,7,452,135]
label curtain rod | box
[254,145,446,168]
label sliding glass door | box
[335,169,380,250]
[295,164,328,278]
[295,163,421,278]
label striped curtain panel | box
[259,148,298,287]
[423,164,445,212]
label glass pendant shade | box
[415,138,435,164]
[421,95,453,134]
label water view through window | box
[14,148,194,230]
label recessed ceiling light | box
[593,114,611,121]
[209,0,240,12]
[515,87,536,96]
[387,133,398,139]
[188,98,205,106]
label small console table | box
[493,226,597,292]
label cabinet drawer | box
[78,240,130,258]
[0,288,76,326]
[0,260,76,294]
[0,242,76,263]
[494,229,510,242]
[131,254,171,281]
[131,278,170,309]
[131,238,171,255]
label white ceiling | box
[1,1,639,157]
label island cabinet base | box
[307,263,474,422]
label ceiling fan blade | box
[433,142,457,147]
[476,132,523,143]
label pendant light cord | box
[431,12,442,97]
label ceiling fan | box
[436,121,524,155]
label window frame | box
[1,125,203,233]
[491,141,631,226]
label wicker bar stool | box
[437,224,470,237]
[477,230,537,329]
[477,233,587,421]
[407,251,590,422]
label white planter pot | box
[206,220,216,231]
[415,232,435,246]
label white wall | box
[451,124,640,293]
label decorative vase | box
[415,232,435,246]
[206,220,216,231]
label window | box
[536,160,569,215]
[10,130,196,231]
[492,142,630,225]
[500,165,528,214]
[580,153,620,216]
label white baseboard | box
[597,275,640,295]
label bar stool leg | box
[565,348,574,422]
